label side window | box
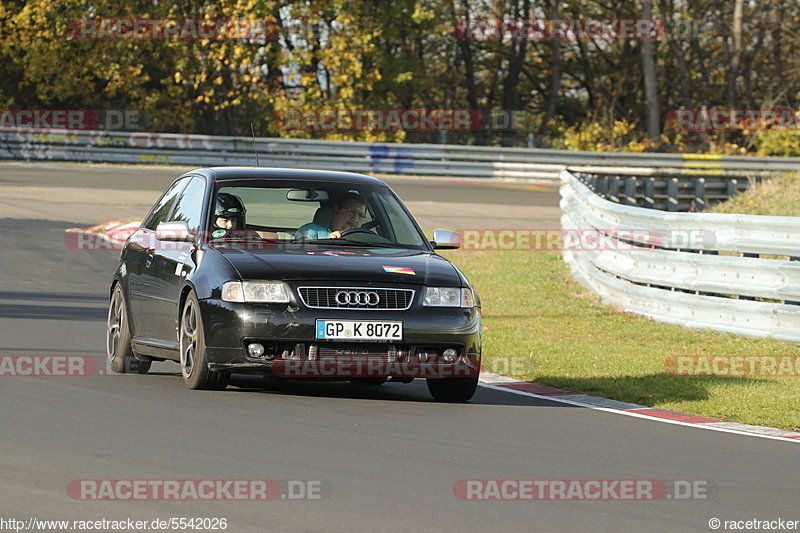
[373,190,420,245]
[142,177,188,231]
[169,177,206,232]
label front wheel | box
[426,376,478,402]
[180,293,229,390]
[106,285,151,374]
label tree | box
[641,0,660,141]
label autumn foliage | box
[1,0,798,153]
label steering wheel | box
[341,228,375,237]
[360,220,379,230]
[339,227,395,245]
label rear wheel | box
[180,293,229,390]
[426,376,478,402]
[107,285,151,374]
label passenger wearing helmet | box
[214,192,246,230]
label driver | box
[296,192,367,240]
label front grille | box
[298,286,414,310]
[313,343,398,363]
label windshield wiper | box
[297,238,410,249]
[210,237,279,243]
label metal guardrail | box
[560,169,800,342]
[574,171,753,211]
[0,127,798,180]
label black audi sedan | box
[106,167,482,401]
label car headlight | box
[423,287,474,308]
[222,281,290,303]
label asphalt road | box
[0,163,797,533]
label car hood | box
[210,244,463,286]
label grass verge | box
[441,249,800,431]
[708,173,800,216]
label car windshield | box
[207,180,429,250]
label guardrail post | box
[644,179,655,209]
[595,175,608,197]
[667,178,679,212]
[624,178,637,206]
[608,176,620,203]
[726,179,738,198]
[694,178,706,211]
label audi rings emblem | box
[336,290,380,306]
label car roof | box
[188,167,388,186]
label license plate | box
[316,320,403,341]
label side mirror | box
[156,221,193,242]
[431,229,461,250]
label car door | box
[128,176,189,340]
[140,176,207,345]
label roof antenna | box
[250,122,260,167]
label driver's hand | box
[327,230,343,239]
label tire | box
[426,376,478,402]
[350,377,388,386]
[179,292,229,390]
[107,285,151,374]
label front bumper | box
[198,298,481,378]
